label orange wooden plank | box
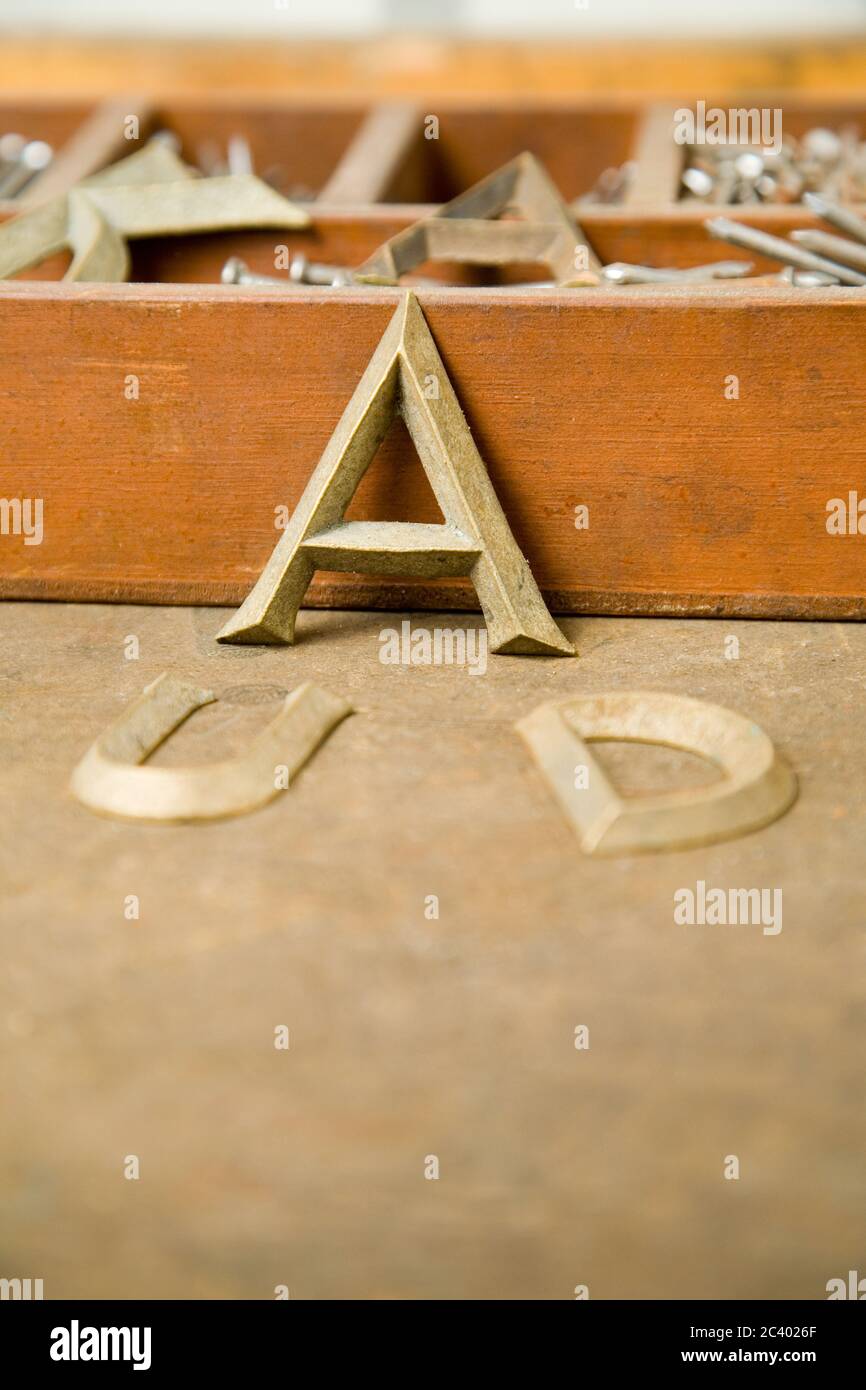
[0,280,863,619]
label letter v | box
[217,292,574,656]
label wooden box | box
[1,96,864,619]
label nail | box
[801,128,843,164]
[803,192,866,245]
[0,139,52,199]
[790,228,866,272]
[602,259,753,285]
[288,253,352,286]
[0,132,26,174]
[221,256,353,289]
[705,217,865,285]
[221,257,289,286]
[681,123,863,206]
[681,167,714,198]
[227,134,253,177]
[792,270,838,287]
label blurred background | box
[0,1,864,102]
[0,0,864,37]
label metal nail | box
[0,139,52,199]
[221,255,354,289]
[151,129,182,154]
[705,216,865,285]
[227,135,253,177]
[682,122,866,205]
[790,227,866,272]
[221,257,289,286]
[734,152,764,180]
[792,270,838,287]
[0,132,26,175]
[602,259,753,285]
[802,127,843,165]
[196,139,225,176]
[803,191,866,245]
[681,167,714,199]
[579,160,635,205]
[288,252,353,287]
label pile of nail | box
[707,195,866,287]
[681,126,866,205]
[0,133,53,200]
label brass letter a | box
[217,293,573,656]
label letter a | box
[217,293,573,656]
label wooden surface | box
[3,34,866,101]
[1,279,864,619]
[0,601,863,1298]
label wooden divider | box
[319,104,424,204]
[624,102,685,207]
